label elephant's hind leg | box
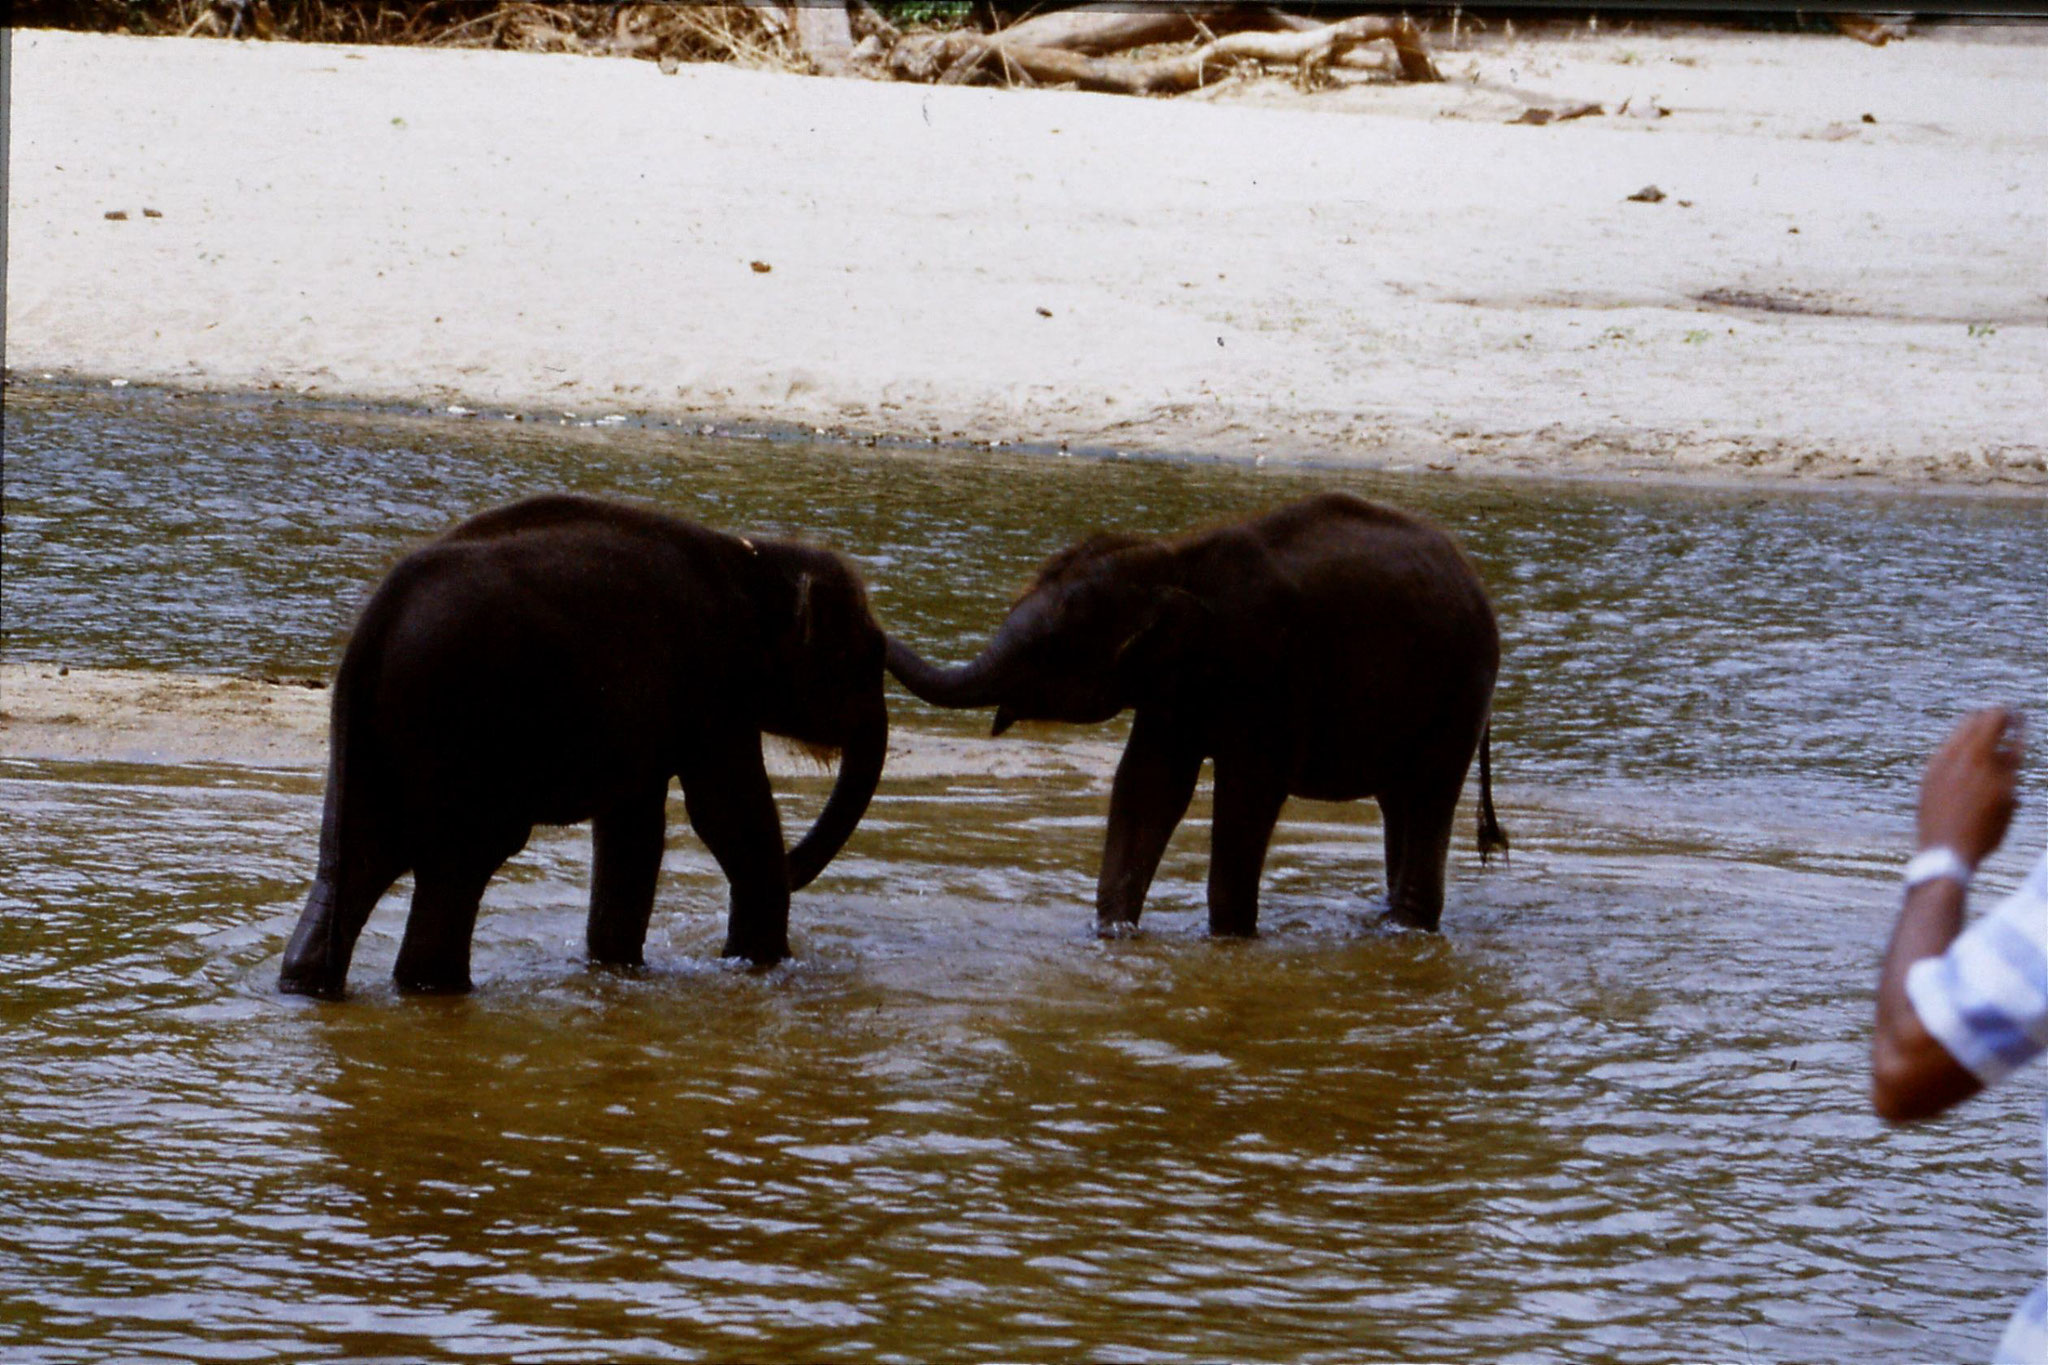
[1379,779,1460,933]
[587,784,669,969]
[393,838,520,993]
[279,850,405,997]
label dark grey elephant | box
[279,494,887,996]
[886,492,1506,935]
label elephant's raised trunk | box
[785,698,888,892]
[884,633,1020,710]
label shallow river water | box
[3,386,2044,1363]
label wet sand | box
[0,663,1121,779]
[0,663,332,769]
[6,26,2045,486]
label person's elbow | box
[1870,1041,1939,1124]
[1870,1025,1981,1124]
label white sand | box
[7,26,2045,486]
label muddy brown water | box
[3,384,2043,1362]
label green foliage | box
[877,1,975,30]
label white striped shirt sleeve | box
[1905,848,2048,1087]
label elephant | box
[885,492,1506,936]
[278,493,888,996]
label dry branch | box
[1831,13,1910,46]
[988,2,1296,54]
[892,10,1440,93]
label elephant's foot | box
[1094,913,1144,940]
[586,935,648,971]
[277,964,348,999]
[392,965,475,995]
[719,890,791,967]
[1379,903,1442,933]
[720,932,789,967]
[279,942,343,997]
[278,879,357,998]
[392,923,477,993]
[1206,900,1260,938]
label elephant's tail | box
[1476,721,1509,865]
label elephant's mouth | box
[991,699,1122,736]
[797,738,843,765]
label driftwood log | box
[870,3,1442,92]
[1830,13,1910,46]
[962,3,1301,55]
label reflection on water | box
[2,387,2044,1362]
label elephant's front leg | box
[1206,757,1287,937]
[586,781,670,968]
[681,739,791,966]
[1096,710,1203,932]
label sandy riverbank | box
[0,663,1122,779]
[6,25,2044,486]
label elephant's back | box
[437,492,709,551]
[370,497,748,638]
[1252,497,1498,793]
[334,510,750,809]
[1259,496,1494,643]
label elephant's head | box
[749,542,889,890]
[886,532,1210,734]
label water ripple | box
[3,392,2044,1362]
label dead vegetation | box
[22,2,1922,93]
[197,2,809,68]
[27,2,1447,93]
[21,1,804,65]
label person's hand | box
[1916,707,2024,868]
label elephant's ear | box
[1113,586,1209,691]
[1189,531,1295,635]
[792,571,815,647]
[755,561,818,663]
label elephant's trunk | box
[884,632,1020,710]
[785,698,888,892]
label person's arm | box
[1871,707,2023,1123]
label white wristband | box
[1904,845,1974,890]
